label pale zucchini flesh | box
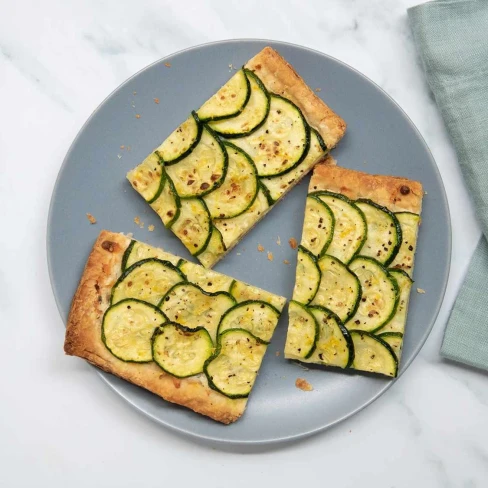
[231,94,310,177]
[345,257,399,332]
[355,200,402,267]
[205,329,267,398]
[197,69,250,122]
[102,299,166,362]
[209,70,269,136]
[178,260,234,293]
[165,126,227,198]
[122,240,181,270]
[389,212,420,276]
[378,332,403,362]
[300,196,335,257]
[229,280,286,311]
[170,198,211,255]
[218,300,280,343]
[156,112,202,164]
[194,226,226,268]
[261,129,326,202]
[152,323,214,378]
[150,173,181,227]
[111,259,185,306]
[307,306,353,368]
[127,152,164,203]
[160,282,235,343]
[292,246,321,304]
[311,192,367,264]
[203,142,258,219]
[284,301,319,359]
[310,254,361,323]
[350,330,398,377]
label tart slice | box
[284,161,423,377]
[64,230,286,424]
[128,47,346,268]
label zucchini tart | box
[284,161,423,377]
[127,47,346,268]
[64,230,285,423]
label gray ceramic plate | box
[48,40,450,446]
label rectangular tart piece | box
[127,47,346,268]
[64,230,286,424]
[284,161,423,377]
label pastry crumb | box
[417,288,426,294]
[257,244,265,252]
[134,216,144,228]
[267,252,274,261]
[275,351,280,356]
[148,225,155,232]
[276,236,281,246]
[315,88,322,92]
[289,238,298,250]
[135,114,141,119]
[283,259,290,265]
[120,145,125,149]
[424,191,428,195]
[117,154,122,159]
[86,213,97,224]
[295,378,313,391]
[164,62,171,68]
[236,252,241,256]
[154,98,160,104]
[133,91,137,95]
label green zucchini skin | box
[147,158,166,204]
[284,300,320,359]
[293,245,322,305]
[121,240,136,272]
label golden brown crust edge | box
[310,162,423,214]
[245,47,347,149]
[64,230,246,424]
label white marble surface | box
[2,0,488,486]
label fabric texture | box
[408,0,488,370]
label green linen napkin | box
[408,0,488,371]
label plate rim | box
[47,38,452,446]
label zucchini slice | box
[292,246,321,304]
[165,126,228,198]
[355,199,402,267]
[170,198,212,255]
[126,152,164,203]
[203,142,258,219]
[152,323,214,378]
[197,69,251,122]
[350,330,398,377]
[379,269,413,334]
[178,260,234,293]
[261,129,326,202]
[311,191,367,264]
[156,112,202,164]
[310,254,361,323]
[389,212,421,276]
[217,300,280,343]
[345,257,399,332]
[307,306,353,368]
[102,299,167,362]
[300,196,335,257]
[150,172,181,227]
[229,280,286,311]
[377,332,403,362]
[159,282,236,343]
[232,94,310,177]
[209,70,270,137]
[204,328,267,399]
[214,189,270,249]
[195,226,226,268]
[111,258,185,306]
[122,240,181,271]
[284,300,319,359]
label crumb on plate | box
[120,145,125,149]
[283,259,290,265]
[275,351,280,357]
[86,213,97,224]
[417,288,426,294]
[257,244,264,252]
[134,216,144,228]
[164,62,171,68]
[148,224,155,232]
[295,378,313,391]
[154,98,160,104]
[289,237,298,250]
[267,252,274,261]
[133,91,137,95]
[135,114,141,119]
[276,236,281,246]
[315,88,322,92]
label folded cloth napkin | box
[408,0,488,371]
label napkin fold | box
[408,0,488,371]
